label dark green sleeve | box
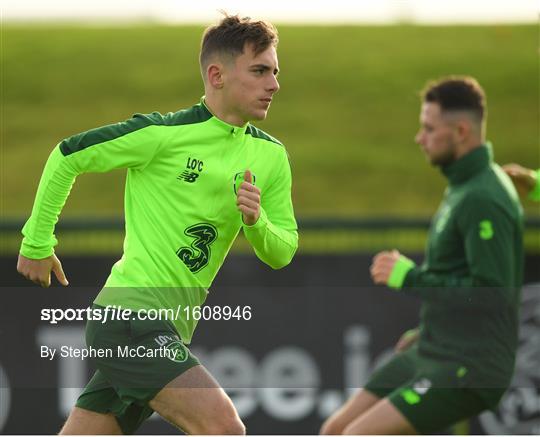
[402,192,517,308]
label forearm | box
[20,146,78,258]
[243,207,298,269]
[400,264,510,309]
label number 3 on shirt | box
[176,223,218,273]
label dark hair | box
[422,76,486,122]
[200,14,278,72]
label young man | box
[321,77,523,434]
[17,14,298,435]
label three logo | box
[176,223,218,273]
[435,204,495,242]
[479,220,494,240]
[175,161,259,273]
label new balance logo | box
[178,157,204,183]
[177,171,199,183]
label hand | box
[236,170,261,226]
[17,253,69,287]
[370,249,400,285]
[395,328,420,353]
[502,163,537,198]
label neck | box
[204,92,247,127]
[454,136,484,161]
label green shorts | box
[364,346,506,434]
[76,305,200,434]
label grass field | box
[2,24,539,219]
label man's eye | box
[254,69,264,75]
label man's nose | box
[268,75,280,93]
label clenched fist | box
[370,249,401,285]
[17,253,69,288]
[236,170,261,226]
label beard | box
[428,143,457,167]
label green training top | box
[528,168,540,201]
[20,99,298,343]
[393,144,523,389]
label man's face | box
[221,44,280,124]
[415,102,458,166]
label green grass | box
[2,24,539,219]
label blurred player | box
[17,14,298,434]
[502,163,540,201]
[321,77,523,434]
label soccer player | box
[17,14,298,434]
[320,77,523,434]
[502,163,540,201]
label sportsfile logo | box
[40,304,253,324]
[40,305,181,324]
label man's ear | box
[207,64,224,89]
[455,118,471,143]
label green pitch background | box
[2,24,538,220]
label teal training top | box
[398,144,524,388]
[20,99,298,342]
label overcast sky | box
[3,0,538,24]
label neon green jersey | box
[528,168,540,201]
[20,99,298,342]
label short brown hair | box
[422,76,486,122]
[200,14,278,73]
